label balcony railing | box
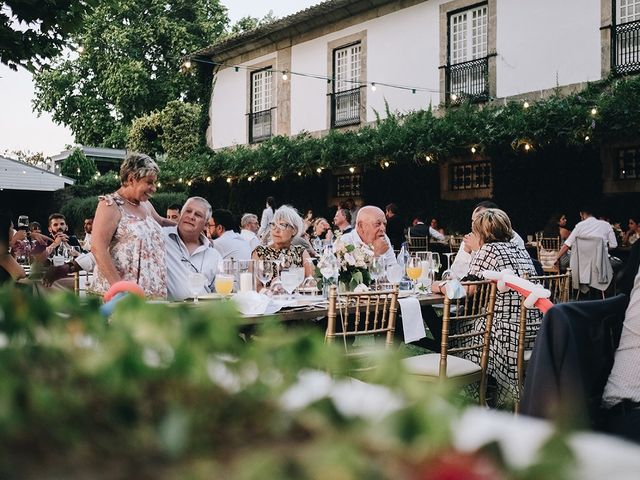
[248,109,272,143]
[445,56,490,105]
[331,87,361,128]
[613,19,640,75]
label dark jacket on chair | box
[521,294,628,428]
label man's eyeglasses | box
[269,222,292,231]
[207,222,216,229]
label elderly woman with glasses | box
[252,205,313,288]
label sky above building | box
[0,0,322,157]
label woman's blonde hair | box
[472,208,513,244]
[120,152,160,185]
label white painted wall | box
[210,0,603,148]
[495,0,601,97]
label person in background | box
[209,209,251,260]
[0,213,27,283]
[409,213,446,242]
[542,213,572,241]
[239,213,260,251]
[91,152,172,298]
[622,216,639,246]
[385,203,405,250]
[164,197,221,301]
[29,221,41,234]
[430,218,446,237]
[303,209,314,232]
[166,203,182,222]
[252,205,314,289]
[333,208,353,234]
[258,196,276,239]
[311,217,333,242]
[81,217,93,251]
[45,213,82,258]
[555,206,617,264]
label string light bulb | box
[384,161,390,168]
[591,107,597,116]
[156,182,161,188]
[206,176,211,182]
[77,46,85,54]
[471,146,477,154]
[271,176,277,182]
[523,101,529,109]
[316,167,322,173]
[371,82,376,92]
[183,60,192,69]
[282,71,288,81]
[585,135,590,142]
[450,93,458,101]
[425,155,432,162]
[297,171,302,176]
[247,176,253,182]
[524,143,531,151]
[76,167,81,173]
[178,177,183,183]
[349,166,355,173]
[226,177,231,183]
[187,180,192,186]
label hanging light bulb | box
[349,166,355,173]
[226,177,231,183]
[316,167,322,174]
[524,143,531,151]
[450,93,458,101]
[206,176,211,182]
[471,146,477,154]
[591,107,597,116]
[371,82,376,92]
[183,60,192,69]
[585,135,590,142]
[425,155,432,162]
[178,177,183,183]
[297,171,302,176]
[247,176,253,182]
[523,101,529,109]
[187,180,192,186]
[282,71,288,81]
[271,176,277,182]
[156,182,161,188]
[384,161,390,168]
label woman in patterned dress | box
[91,153,174,298]
[252,205,314,290]
[432,208,540,407]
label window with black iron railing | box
[445,56,490,105]
[613,19,640,74]
[617,147,640,179]
[331,87,361,128]
[248,109,272,143]
[451,161,492,191]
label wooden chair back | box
[449,235,465,253]
[537,237,561,272]
[326,285,399,353]
[406,234,429,253]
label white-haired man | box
[339,206,396,265]
[239,213,260,251]
[164,197,221,300]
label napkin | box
[397,296,427,343]
[233,291,287,316]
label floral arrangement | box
[322,233,374,291]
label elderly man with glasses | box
[164,197,222,301]
[340,205,396,266]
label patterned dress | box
[91,194,167,299]
[462,241,540,406]
[254,244,305,286]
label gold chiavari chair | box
[449,235,465,253]
[402,281,497,405]
[73,270,93,296]
[514,270,571,413]
[405,234,429,253]
[326,285,399,359]
[537,237,561,273]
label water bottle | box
[319,245,339,298]
[396,241,411,288]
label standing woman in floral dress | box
[91,153,174,298]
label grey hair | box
[241,213,258,228]
[120,152,160,185]
[273,205,304,237]
[183,196,212,220]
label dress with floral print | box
[91,193,167,298]
[254,244,305,285]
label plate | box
[193,292,224,300]
[295,296,325,306]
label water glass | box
[188,272,207,303]
[386,262,403,285]
[255,260,273,288]
[280,269,301,299]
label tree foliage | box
[0,0,94,71]
[60,147,97,184]
[32,0,228,148]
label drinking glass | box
[369,256,385,290]
[441,252,456,281]
[188,272,207,303]
[430,252,441,280]
[17,215,29,229]
[214,274,234,297]
[386,262,403,285]
[255,260,273,289]
[280,269,301,299]
[312,237,323,253]
[405,256,423,290]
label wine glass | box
[255,260,273,290]
[430,252,441,280]
[386,262,403,285]
[369,256,385,290]
[188,272,207,303]
[441,252,456,281]
[280,269,301,300]
[312,237,323,254]
[405,255,423,291]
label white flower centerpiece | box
[317,233,374,292]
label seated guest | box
[450,201,525,279]
[239,213,260,251]
[166,203,181,222]
[252,205,314,288]
[164,197,221,301]
[333,208,353,234]
[45,213,83,258]
[408,212,445,242]
[622,216,639,246]
[311,217,333,242]
[29,221,41,234]
[542,212,572,241]
[81,217,93,251]
[385,203,405,250]
[555,206,618,264]
[341,206,396,266]
[209,209,251,260]
[431,208,540,407]
[430,217,446,237]
[0,213,27,283]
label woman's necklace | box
[117,191,140,206]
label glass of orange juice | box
[214,273,234,296]
[406,256,422,291]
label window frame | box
[330,41,363,128]
[248,67,274,143]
